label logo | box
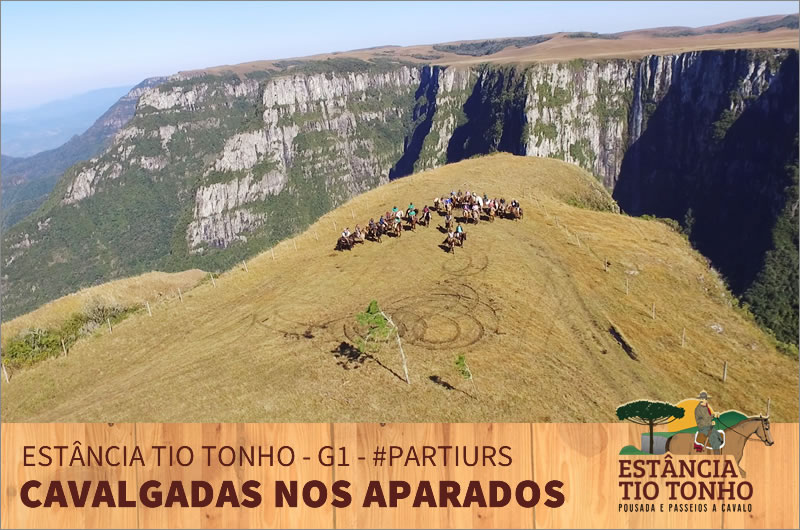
[614,391,774,514]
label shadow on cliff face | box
[446,66,528,164]
[389,66,439,180]
[613,50,799,296]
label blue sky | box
[2,1,796,110]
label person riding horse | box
[421,205,432,227]
[353,225,364,243]
[407,207,417,230]
[443,230,457,253]
[695,391,722,452]
[455,223,466,246]
[368,218,382,242]
[336,228,353,251]
[393,214,403,236]
[444,213,454,232]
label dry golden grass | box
[1,270,207,348]
[1,154,796,423]
[191,26,798,77]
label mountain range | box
[1,13,797,353]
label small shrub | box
[1,300,139,370]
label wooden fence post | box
[61,338,68,357]
[651,302,656,320]
[146,301,152,316]
[2,363,9,384]
[722,361,728,383]
[625,277,629,295]
[242,261,249,272]
[210,273,216,288]
[271,248,275,261]
[766,397,771,417]
[178,288,183,303]
[293,240,297,251]
[107,318,113,333]
[681,327,686,348]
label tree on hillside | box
[455,354,478,397]
[743,162,799,346]
[355,300,410,384]
[616,400,685,454]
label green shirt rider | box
[694,391,722,452]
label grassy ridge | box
[1,154,796,422]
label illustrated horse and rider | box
[630,390,775,479]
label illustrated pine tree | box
[616,400,685,454]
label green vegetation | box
[743,163,799,346]
[433,36,551,57]
[616,400,685,454]
[276,108,324,128]
[565,32,620,40]
[712,108,740,141]
[535,81,571,110]
[532,122,558,146]
[3,300,138,370]
[640,214,689,239]
[654,14,798,38]
[410,53,444,61]
[355,300,394,354]
[275,57,415,76]
[3,154,797,423]
[592,79,629,122]
[568,139,596,170]
[447,66,529,161]
[355,300,409,384]
[455,354,477,396]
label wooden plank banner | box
[1,423,797,529]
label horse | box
[407,214,417,231]
[443,234,457,254]
[368,224,383,243]
[456,231,466,246]
[665,415,774,478]
[336,236,353,251]
[487,207,496,223]
[393,220,403,237]
[444,217,454,232]
[421,209,432,227]
[471,208,481,225]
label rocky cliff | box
[3,52,797,343]
[0,77,166,229]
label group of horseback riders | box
[336,189,524,252]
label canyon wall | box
[3,51,797,342]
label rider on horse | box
[694,391,722,452]
[444,213,454,231]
